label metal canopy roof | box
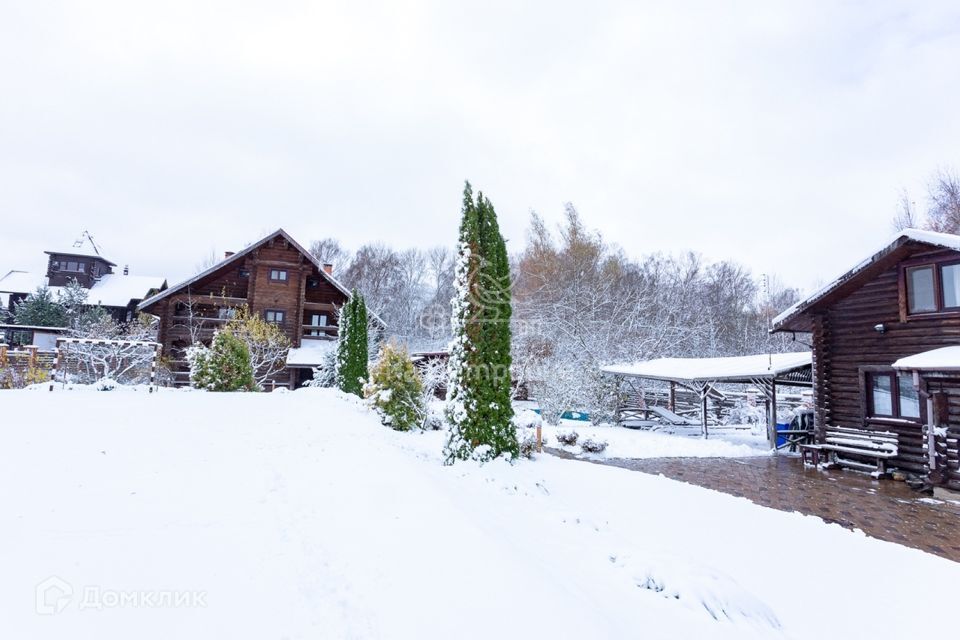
[601,352,813,387]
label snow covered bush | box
[556,430,579,446]
[186,330,257,392]
[517,428,539,458]
[304,349,338,388]
[579,437,608,454]
[94,378,119,391]
[364,341,424,431]
[224,307,291,389]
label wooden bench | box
[800,426,898,477]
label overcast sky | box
[2,1,959,293]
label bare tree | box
[926,169,960,234]
[893,189,918,231]
[309,238,351,277]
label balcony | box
[302,324,338,339]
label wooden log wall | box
[818,248,960,475]
[143,234,349,388]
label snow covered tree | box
[364,341,424,431]
[14,287,67,327]
[225,307,291,389]
[186,329,257,392]
[58,279,89,325]
[336,290,369,396]
[444,182,518,463]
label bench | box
[800,426,898,477]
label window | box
[906,266,935,313]
[265,309,285,324]
[239,268,250,278]
[269,269,288,282]
[307,313,328,336]
[942,263,960,308]
[867,371,920,421]
[218,308,237,320]
[903,260,960,315]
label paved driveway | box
[551,450,960,562]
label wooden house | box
[0,236,167,324]
[137,228,369,389]
[772,228,960,489]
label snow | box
[0,270,45,295]
[0,271,164,308]
[2,387,958,639]
[892,345,960,371]
[773,227,960,328]
[543,423,771,459]
[83,274,167,308]
[286,338,337,366]
[602,352,811,382]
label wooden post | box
[768,379,778,454]
[669,381,676,413]
[49,343,61,392]
[536,424,542,453]
[0,344,7,368]
[700,386,709,439]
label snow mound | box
[629,555,781,629]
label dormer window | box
[904,260,960,315]
[269,269,288,282]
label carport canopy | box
[601,352,813,448]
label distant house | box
[772,229,960,489]
[0,235,168,324]
[137,228,378,389]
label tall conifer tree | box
[444,182,518,462]
[336,290,369,396]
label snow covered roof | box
[892,346,960,371]
[44,233,115,264]
[602,352,812,384]
[0,270,45,295]
[83,274,167,308]
[772,228,960,333]
[286,339,337,367]
[137,228,385,326]
[0,270,165,308]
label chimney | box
[123,265,129,275]
[225,251,235,259]
[323,263,334,275]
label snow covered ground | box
[541,422,770,459]
[2,387,957,639]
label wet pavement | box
[549,449,960,562]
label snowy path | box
[2,388,958,639]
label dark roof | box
[136,228,386,327]
[44,251,117,266]
[772,228,960,333]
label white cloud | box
[1,0,958,291]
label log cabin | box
[137,228,372,389]
[772,228,960,490]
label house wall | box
[817,247,960,475]
[146,234,348,388]
[922,376,960,490]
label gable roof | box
[136,228,382,324]
[772,228,960,333]
[0,270,45,295]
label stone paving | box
[550,449,960,562]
